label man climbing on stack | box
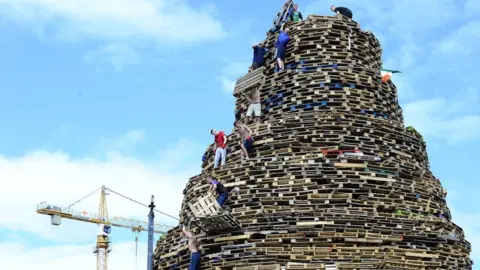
[274,23,290,72]
[330,5,353,19]
[289,4,303,22]
[234,120,254,161]
[182,225,201,270]
[244,88,261,124]
[207,176,230,207]
[210,129,227,169]
[249,42,268,72]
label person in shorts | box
[245,88,261,124]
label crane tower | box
[37,185,173,270]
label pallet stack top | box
[153,14,473,270]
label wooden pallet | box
[188,194,221,217]
[191,211,242,233]
[234,66,266,96]
[154,11,473,270]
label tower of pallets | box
[153,14,473,270]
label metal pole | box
[147,195,155,270]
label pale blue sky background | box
[0,0,479,269]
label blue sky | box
[0,0,479,269]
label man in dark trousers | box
[330,5,353,19]
[250,42,268,72]
[207,176,229,207]
[182,225,201,270]
[274,23,290,72]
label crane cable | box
[66,187,102,209]
[106,188,180,221]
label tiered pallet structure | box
[153,10,473,270]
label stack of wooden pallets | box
[153,14,473,270]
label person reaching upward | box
[274,23,290,72]
[250,42,268,72]
[182,225,201,270]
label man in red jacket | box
[210,128,227,169]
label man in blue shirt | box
[250,42,268,72]
[275,25,290,72]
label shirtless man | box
[234,121,254,160]
[182,225,201,270]
[244,88,261,124]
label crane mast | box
[36,185,176,270]
[94,186,110,270]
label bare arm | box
[244,125,253,135]
[209,184,216,193]
[222,135,227,145]
[182,226,193,239]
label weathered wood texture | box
[153,15,473,270]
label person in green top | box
[289,4,303,22]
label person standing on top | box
[207,176,229,207]
[289,4,303,22]
[244,88,261,124]
[182,225,201,270]
[330,5,353,19]
[274,24,290,72]
[234,121,254,160]
[210,129,227,169]
[250,42,268,72]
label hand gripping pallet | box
[188,194,241,233]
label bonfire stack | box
[153,14,473,270]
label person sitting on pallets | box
[330,5,353,19]
[234,120,254,160]
[289,4,303,22]
[249,42,268,72]
[207,176,230,207]
[210,128,227,169]
[274,23,290,72]
[182,225,201,270]
[244,88,261,124]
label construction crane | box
[36,185,176,270]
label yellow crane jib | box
[36,202,170,233]
[36,185,175,270]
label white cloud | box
[403,93,480,143]
[217,76,236,95]
[449,207,480,264]
[217,60,250,94]
[0,241,148,270]
[83,44,141,71]
[0,0,227,70]
[436,21,480,55]
[0,0,226,43]
[0,131,203,244]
